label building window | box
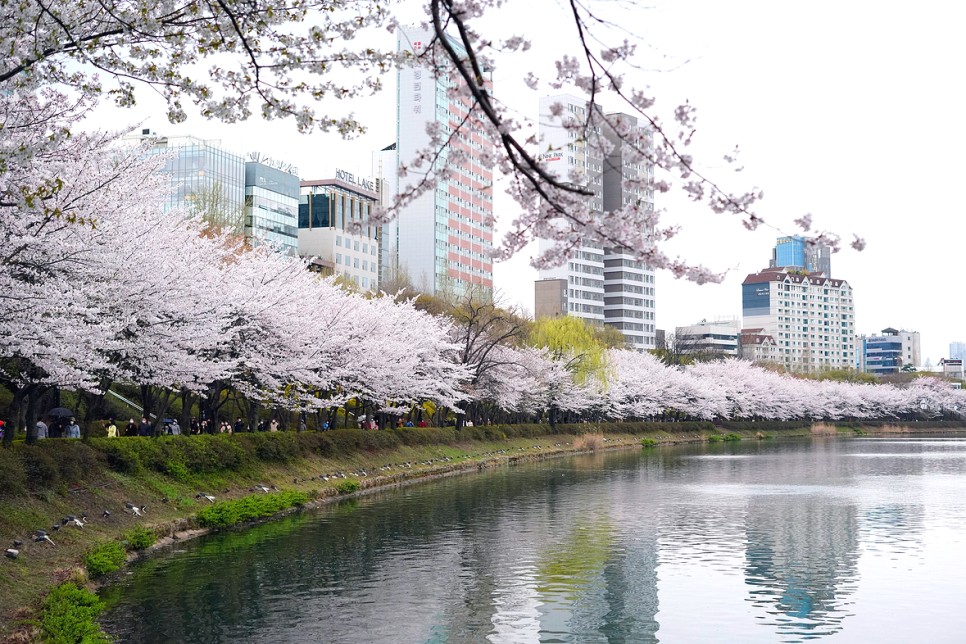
[336,236,342,247]
[336,253,342,264]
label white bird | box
[253,485,270,493]
[62,515,85,528]
[34,531,55,546]
[125,502,145,517]
[5,549,18,559]
[196,493,216,503]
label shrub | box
[573,432,604,451]
[707,434,722,443]
[0,448,27,497]
[40,582,109,644]
[335,480,360,495]
[640,438,658,448]
[123,525,156,551]
[723,433,742,442]
[84,541,127,577]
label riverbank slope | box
[2,420,962,640]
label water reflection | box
[100,436,966,643]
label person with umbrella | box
[47,407,73,439]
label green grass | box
[196,490,310,528]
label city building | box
[939,358,964,380]
[739,328,780,364]
[244,161,300,254]
[950,342,966,361]
[769,235,832,276]
[674,319,741,357]
[387,25,495,297]
[533,94,657,349]
[741,268,856,372]
[298,173,380,291]
[140,130,246,231]
[138,129,300,253]
[857,328,921,375]
[534,278,568,319]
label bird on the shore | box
[12,539,22,548]
[62,515,85,528]
[196,492,216,503]
[161,497,169,504]
[125,502,146,517]
[253,484,270,493]
[34,530,55,546]
[102,510,111,519]
[4,549,18,559]
[50,524,60,532]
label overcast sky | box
[84,0,966,366]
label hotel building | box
[741,268,856,372]
[298,173,380,291]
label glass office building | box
[245,162,300,254]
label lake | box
[99,435,966,642]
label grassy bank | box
[1,420,961,640]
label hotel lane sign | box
[335,168,375,192]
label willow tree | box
[527,316,610,426]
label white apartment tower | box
[742,269,856,372]
[389,26,495,297]
[534,95,656,349]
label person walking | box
[124,418,137,436]
[105,419,117,438]
[35,420,48,440]
[269,419,279,432]
[170,419,181,435]
[65,418,81,439]
[137,416,152,437]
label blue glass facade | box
[245,162,300,254]
[151,137,246,232]
[774,236,807,270]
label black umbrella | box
[47,407,74,419]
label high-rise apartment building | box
[389,26,495,297]
[770,235,832,276]
[857,327,921,375]
[741,268,856,372]
[534,95,656,349]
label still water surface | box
[100,437,966,642]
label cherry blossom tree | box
[0,0,860,280]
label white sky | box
[83,0,966,366]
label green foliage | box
[335,479,360,495]
[0,441,105,497]
[640,438,658,448]
[0,448,27,496]
[707,433,722,443]
[723,433,742,442]
[40,582,109,644]
[527,316,609,387]
[196,490,309,528]
[84,541,127,577]
[123,525,156,551]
